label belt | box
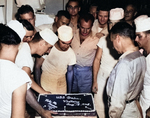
[74,64,92,70]
[126,98,136,104]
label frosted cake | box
[37,93,96,116]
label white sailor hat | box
[134,15,150,32]
[58,25,73,42]
[7,20,26,41]
[39,28,58,45]
[109,8,124,21]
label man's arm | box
[22,66,49,94]
[92,47,103,94]
[66,65,74,93]
[146,107,150,118]
[26,89,57,118]
[34,57,45,86]
[11,83,27,118]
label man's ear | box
[116,34,120,43]
[55,16,58,22]
[78,7,81,12]
[39,40,45,47]
[147,34,150,39]
[134,11,137,17]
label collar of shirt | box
[119,47,139,60]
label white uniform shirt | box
[92,19,108,35]
[0,59,31,118]
[97,36,118,74]
[15,42,34,72]
[140,54,150,118]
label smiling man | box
[106,22,146,118]
[71,13,99,93]
[92,5,109,38]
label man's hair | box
[110,22,136,41]
[56,10,70,20]
[18,19,34,31]
[124,3,137,12]
[65,0,81,10]
[0,24,21,45]
[78,13,95,25]
[15,5,34,20]
[97,4,110,12]
[31,32,43,43]
[144,30,150,35]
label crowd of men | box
[0,0,150,118]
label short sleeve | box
[97,36,106,49]
[15,43,34,72]
[68,48,76,66]
[11,69,32,93]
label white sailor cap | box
[58,25,73,42]
[39,28,58,45]
[7,20,26,41]
[109,8,124,21]
[134,15,150,32]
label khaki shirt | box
[71,29,99,67]
[107,51,146,118]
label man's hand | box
[92,82,98,94]
[95,32,105,39]
[42,91,51,95]
[146,107,150,118]
[41,110,57,118]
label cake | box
[37,93,96,116]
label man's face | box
[135,32,148,48]
[111,33,122,54]
[38,41,53,56]
[89,6,97,19]
[56,16,70,28]
[20,12,35,27]
[79,19,93,38]
[67,1,80,16]
[58,39,72,51]
[97,10,109,26]
[23,29,34,42]
[124,5,136,21]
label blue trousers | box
[72,64,92,93]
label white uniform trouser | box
[94,68,110,118]
[121,101,141,118]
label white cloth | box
[42,46,76,74]
[92,19,108,35]
[92,19,103,33]
[140,54,150,118]
[38,23,53,31]
[94,36,118,117]
[41,46,76,93]
[0,59,31,118]
[15,42,34,72]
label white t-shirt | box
[140,54,150,118]
[42,46,76,75]
[15,42,34,72]
[97,36,118,73]
[0,59,31,118]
